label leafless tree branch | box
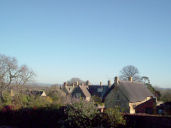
[120,65,141,81]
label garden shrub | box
[64,99,99,128]
[1,90,12,106]
[104,107,126,127]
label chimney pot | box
[86,80,90,86]
[72,83,75,87]
[108,80,111,87]
[100,81,102,86]
[114,76,119,85]
[64,82,67,86]
[76,81,79,86]
[128,77,133,82]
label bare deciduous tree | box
[0,54,35,87]
[120,65,140,81]
[15,65,35,85]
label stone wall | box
[104,86,130,112]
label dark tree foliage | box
[141,76,150,84]
[146,83,161,100]
[158,88,171,102]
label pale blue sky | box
[0,0,171,87]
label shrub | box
[12,94,30,108]
[1,90,12,106]
[91,96,103,105]
[64,99,99,128]
[104,107,126,127]
[28,96,53,108]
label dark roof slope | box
[31,90,45,96]
[118,81,154,102]
[135,98,156,109]
[88,85,110,98]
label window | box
[76,93,81,97]
[97,88,103,92]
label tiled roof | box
[135,98,156,109]
[88,85,110,98]
[79,85,91,97]
[103,81,154,103]
[118,81,154,102]
[31,90,45,96]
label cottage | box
[31,90,46,97]
[62,81,111,100]
[71,85,91,101]
[104,76,156,114]
[62,82,78,95]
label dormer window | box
[98,88,103,92]
[76,93,81,97]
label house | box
[62,77,156,114]
[71,85,91,101]
[62,81,111,101]
[104,76,156,114]
[62,82,75,95]
[31,90,47,97]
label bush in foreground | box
[0,99,126,128]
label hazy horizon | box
[0,0,171,88]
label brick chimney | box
[100,81,102,86]
[64,82,67,86]
[128,77,133,82]
[76,81,79,86]
[86,80,90,86]
[72,83,75,87]
[114,76,119,85]
[108,80,111,87]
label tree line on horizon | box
[0,54,170,102]
[0,54,171,127]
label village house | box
[62,82,76,95]
[62,76,156,114]
[31,90,47,97]
[62,80,110,101]
[71,85,91,101]
[104,76,156,114]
